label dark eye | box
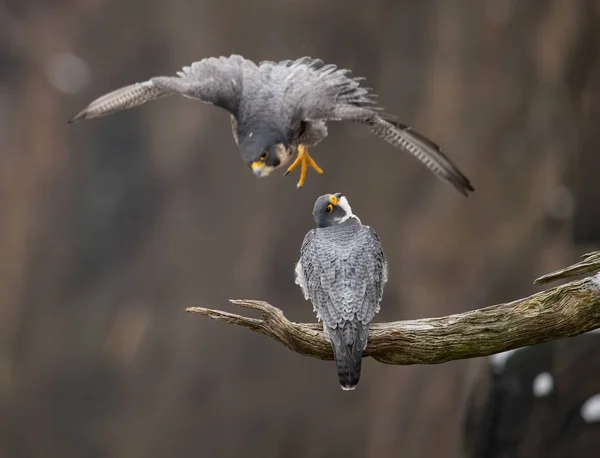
[326,204,333,214]
[260,152,268,161]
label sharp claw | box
[286,145,323,188]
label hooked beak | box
[251,161,265,177]
[329,193,343,205]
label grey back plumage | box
[295,218,387,389]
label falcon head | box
[312,193,357,228]
[239,129,291,178]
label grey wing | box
[230,115,239,146]
[294,230,316,302]
[257,57,381,124]
[354,226,388,327]
[296,231,339,324]
[329,226,387,353]
[328,107,474,196]
[259,59,473,196]
[68,81,171,123]
[363,117,474,196]
[342,226,387,355]
[69,55,256,123]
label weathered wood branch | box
[534,251,600,285]
[186,255,600,365]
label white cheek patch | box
[338,196,361,223]
[253,145,292,177]
[275,145,294,167]
[338,196,353,215]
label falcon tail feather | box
[333,344,362,391]
[330,322,365,391]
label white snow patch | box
[45,52,91,94]
[532,372,553,398]
[581,394,600,423]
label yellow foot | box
[284,145,324,189]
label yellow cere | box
[329,195,340,205]
[251,161,264,171]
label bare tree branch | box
[186,256,600,365]
[534,251,600,285]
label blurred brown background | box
[2,0,600,457]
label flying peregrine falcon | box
[69,55,474,194]
[294,193,388,390]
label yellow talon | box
[285,145,323,189]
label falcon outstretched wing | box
[363,117,474,196]
[262,58,473,196]
[69,55,256,123]
[321,98,474,195]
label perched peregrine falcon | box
[294,193,388,390]
[69,55,473,194]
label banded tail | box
[329,321,369,391]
